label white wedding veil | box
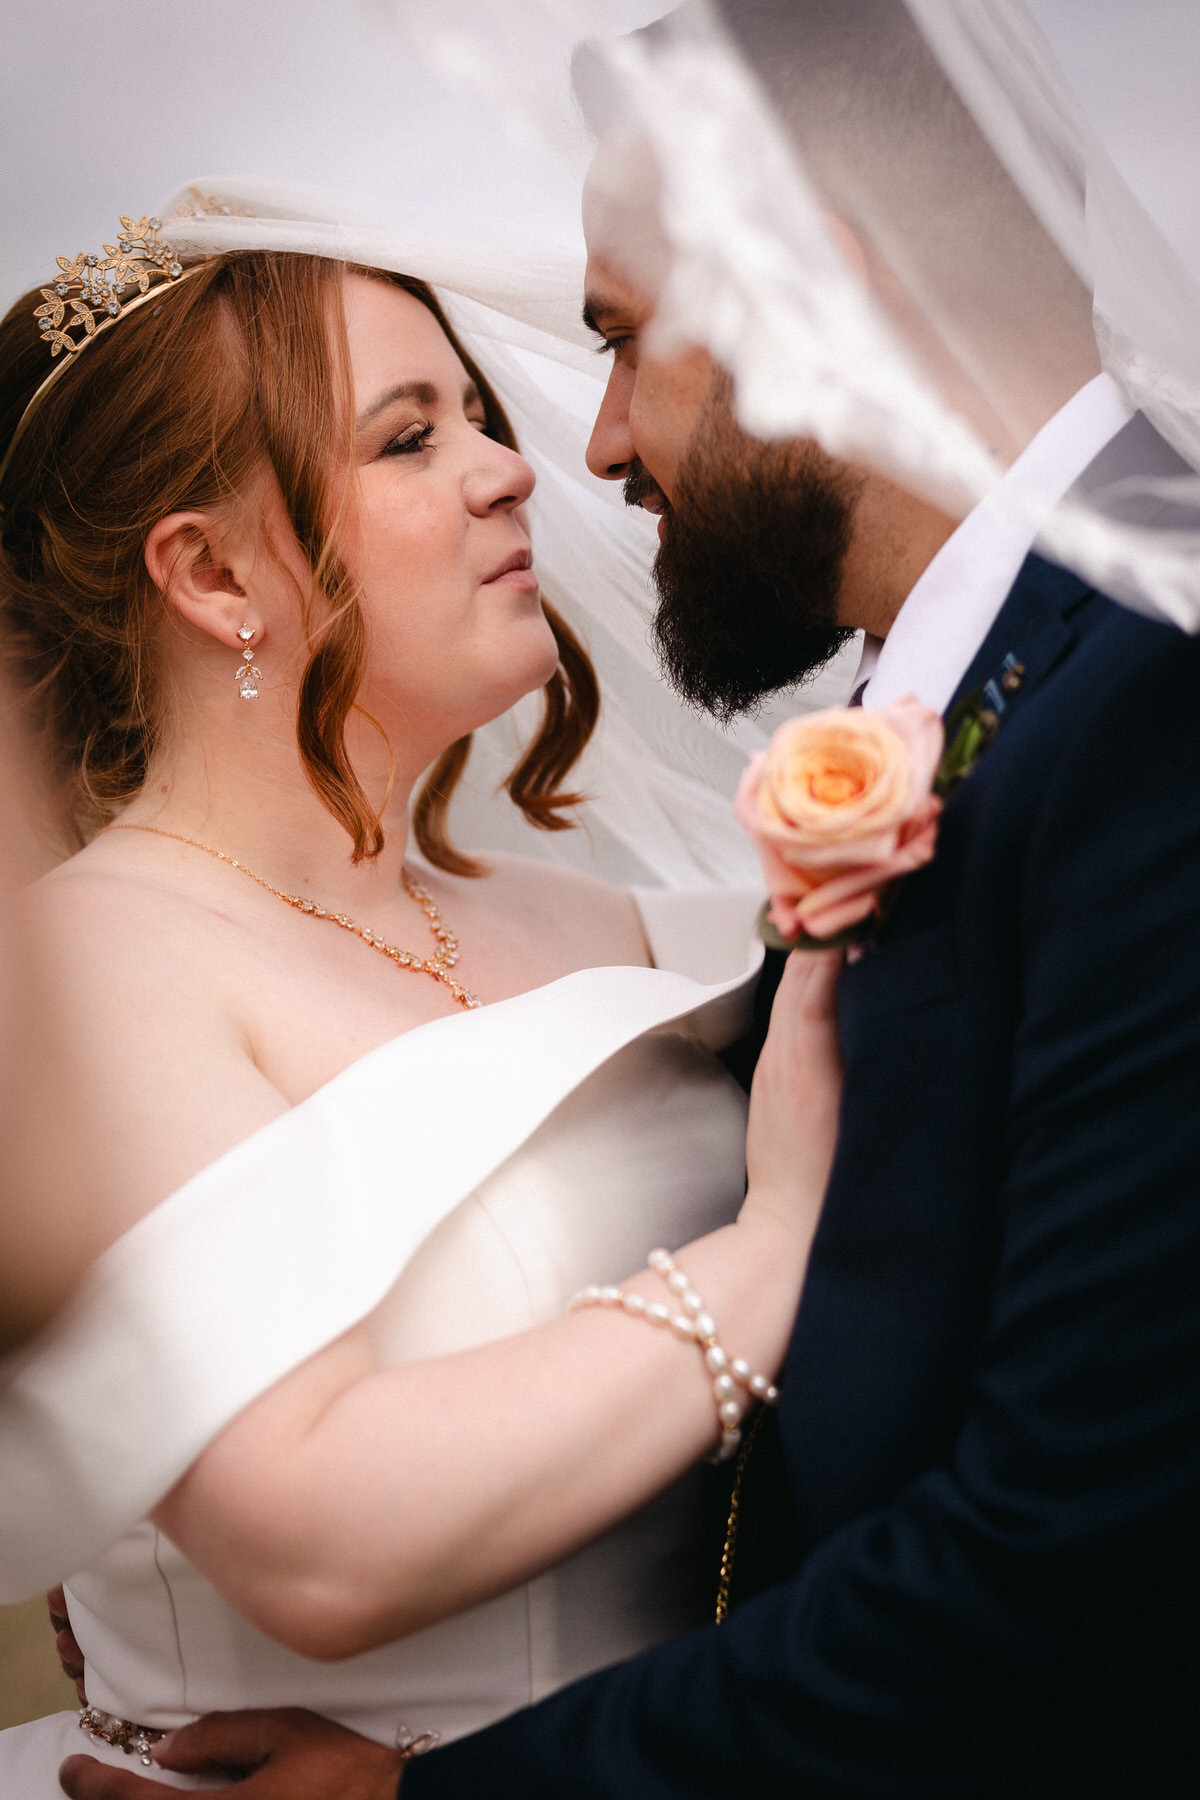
[403,0,1200,632]
[0,7,854,893]
[3,0,1198,888]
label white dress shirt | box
[858,373,1135,714]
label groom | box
[63,4,1200,1797]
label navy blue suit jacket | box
[409,555,1200,1797]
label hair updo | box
[0,250,598,868]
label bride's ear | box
[144,511,254,651]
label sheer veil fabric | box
[8,4,1194,888]
[3,4,1198,891]
[0,922,760,1601]
[400,0,1200,631]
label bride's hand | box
[743,949,844,1242]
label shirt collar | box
[858,373,1134,715]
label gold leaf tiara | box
[34,215,190,358]
[0,213,209,497]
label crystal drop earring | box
[236,625,262,700]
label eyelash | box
[382,419,436,457]
[594,335,636,364]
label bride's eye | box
[382,420,436,457]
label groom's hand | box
[59,1709,408,1800]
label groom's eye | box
[595,333,637,367]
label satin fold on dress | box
[0,889,762,1601]
[0,890,766,1786]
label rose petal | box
[760,711,914,843]
[794,802,942,931]
[755,837,820,904]
[880,695,945,796]
[733,754,767,834]
[737,700,944,939]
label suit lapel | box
[944,551,1095,726]
[750,556,1101,1070]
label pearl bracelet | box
[568,1246,779,1463]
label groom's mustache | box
[623,463,669,516]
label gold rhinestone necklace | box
[104,824,482,1011]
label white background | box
[0,0,645,305]
[2,2,1198,310]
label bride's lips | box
[482,549,539,591]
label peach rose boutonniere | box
[736,695,945,948]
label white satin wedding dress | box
[0,889,761,1794]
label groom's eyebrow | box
[356,378,481,431]
[582,297,617,340]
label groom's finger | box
[150,1707,279,1773]
[153,1707,374,1775]
[58,1754,189,1799]
[156,1709,407,1797]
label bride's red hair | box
[0,251,597,867]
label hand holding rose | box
[736,695,944,945]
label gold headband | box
[0,215,206,496]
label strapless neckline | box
[0,891,764,1600]
[0,891,764,1788]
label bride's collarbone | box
[243,863,651,1105]
[41,848,650,1121]
[416,853,652,990]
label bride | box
[0,219,838,1790]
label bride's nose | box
[466,438,536,514]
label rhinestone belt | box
[80,1703,439,1770]
[79,1705,166,1768]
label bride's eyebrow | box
[356,380,436,432]
[356,378,482,432]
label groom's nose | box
[586,360,636,482]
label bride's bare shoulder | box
[29,845,289,1236]
[34,837,246,977]
[32,837,286,1076]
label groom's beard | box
[638,399,859,722]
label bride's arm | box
[155,949,841,1661]
[0,710,123,1350]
